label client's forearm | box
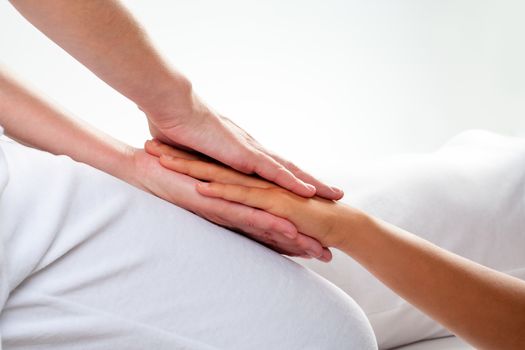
[0,68,139,187]
[140,136,525,349]
[336,210,525,350]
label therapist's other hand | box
[142,140,332,261]
[145,92,343,201]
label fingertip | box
[305,247,323,259]
[159,154,174,161]
[283,227,298,240]
[159,154,176,168]
[269,215,298,240]
[305,183,317,194]
[197,182,220,198]
[196,182,210,191]
[146,139,161,148]
[318,248,333,262]
[331,187,344,200]
[314,185,345,200]
[293,181,316,197]
[144,139,159,156]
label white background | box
[1,0,524,183]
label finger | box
[199,182,332,260]
[238,227,308,257]
[211,199,330,259]
[240,228,321,259]
[234,226,297,255]
[213,203,319,255]
[197,182,280,214]
[270,153,344,200]
[144,139,201,160]
[226,204,298,240]
[197,183,329,260]
[199,193,299,241]
[319,247,333,262]
[160,155,274,189]
[252,152,316,198]
[295,233,325,259]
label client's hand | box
[140,140,332,261]
[197,181,356,250]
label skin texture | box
[8,0,343,200]
[0,68,330,260]
[159,153,525,350]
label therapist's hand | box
[145,92,344,201]
[140,140,332,261]
[8,0,341,201]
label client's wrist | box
[331,206,374,253]
[100,142,144,190]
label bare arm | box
[163,155,525,350]
[0,67,138,186]
[0,68,333,260]
[8,0,189,117]
[8,0,343,199]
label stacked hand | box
[6,0,344,262]
[139,139,336,261]
[145,93,344,200]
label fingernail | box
[319,250,332,262]
[305,183,316,193]
[283,230,296,240]
[306,249,321,258]
[331,186,343,195]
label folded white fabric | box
[295,130,525,349]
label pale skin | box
[0,68,331,261]
[4,0,346,258]
[154,152,525,350]
[7,0,343,199]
